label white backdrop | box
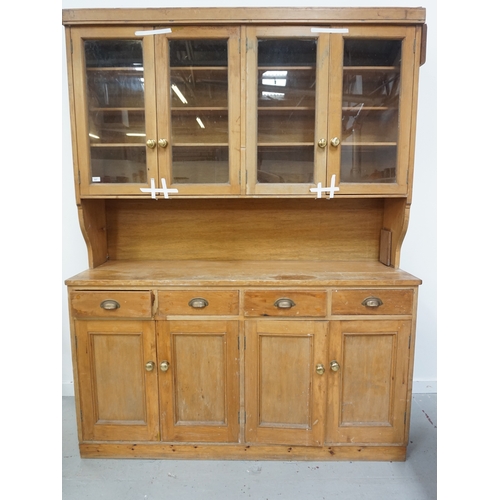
[61,0,437,395]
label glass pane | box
[89,147,147,183]
[84,40,147,185]
[341,39,401,183]
[169,39,229,184]
[171,69,228,107]
[257,39,317,184]
[170,40,227,66]
[258,146,314,184]
[171,110,228,144]
[172,146,228,184]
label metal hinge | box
[413,38,416,53]
[74,335,78,350]
[408,335,412,349]
[78,170,81,185]
[80,409,83,422]
[404,411,407,425]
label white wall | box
[61,0,437,395]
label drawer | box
[244,291,326,317]
[70,291,153,318]
[157,290,239,316]
[331,289,413,315]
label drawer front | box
[157,290,239,316]
[70,291,153,318]
[331,289,413,315]
[244,291,327,317]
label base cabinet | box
[70,285,417,460]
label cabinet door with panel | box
[157,320,240,442]
[327,320,411,444]
[70,26,242,197]
[245,320,328,446]
[75,319,160,442]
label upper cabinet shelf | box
[65,13,425,199]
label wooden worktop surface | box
[65,260,421,288]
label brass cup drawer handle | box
[188,297,209,309]
[274,298,296,309]
[100,299,120,310]
[362,297,383,308]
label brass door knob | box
[318,138,327,148]
[330,137,340,147]
[160,361,170,372]
[330,360,340,372]
[145,361,155,372]
[158,138,168,148]
[146,139,157,149]
[316,363,325,375]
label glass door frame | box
[71,26,158,197]
[155,26,242,196]
[246,26,330,196]
[327,25,418,196]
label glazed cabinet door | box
[70,26,241,197]
[245,25,418,197]
[246,27,330,195]
[157,320,240,442]
[245,320,328,446]
[327,320,411,444]
[71,27,158,196]
[327,26,418,195]
[155,27,242,196]
[75,320,160,441]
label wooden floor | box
[62,393,437,499]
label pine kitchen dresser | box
[63,6,427,461]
